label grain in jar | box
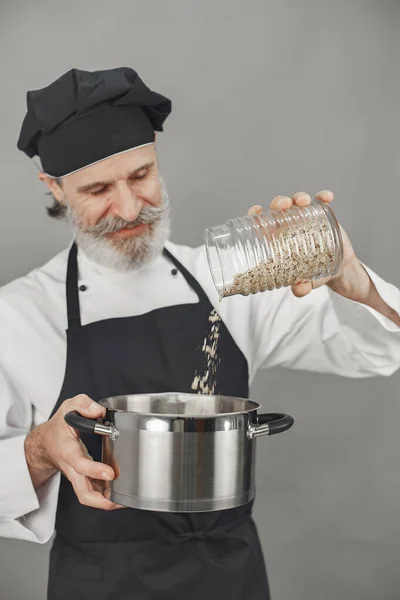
[205,200,343,298]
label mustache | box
[81,203,168,236]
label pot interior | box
[99,392,259,417]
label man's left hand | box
[248,190,371,302]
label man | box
[0,67,399,600]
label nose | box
[112,182,143,222]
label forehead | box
[63,144,157,187]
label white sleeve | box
[0,352,60,544]
[250,263,400,379]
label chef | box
[1,66,400,600]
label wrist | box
[326,253,400,326]
[24,423,57,489]
[327,257,372,303]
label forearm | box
[327,259,400,326]
[24,424,58,490]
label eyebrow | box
[76,161,155,194]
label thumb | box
[292,275,332,297]
[292,281,313,297]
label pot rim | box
[98,392,262,418]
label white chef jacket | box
[1,239,400,544]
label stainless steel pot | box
[65,393,294,512]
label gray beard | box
[67,176,171,271]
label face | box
[44,144,171,270]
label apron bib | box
[47,242,270,600]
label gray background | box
[1,0,400,598]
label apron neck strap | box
[162,247,209,303]
[66,242,81,329]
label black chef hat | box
[17,67,172,178]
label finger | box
[69,471,122,511]
[91,479,125,509]
[292,192,312,207]
[270,196,292,210]
[63,394,106,419]
[72,456,115,481]
[248,205,263,216]
[61,438,115,481]
[315,190,334,203]
[99,482,126,509]
[291,281,313,297]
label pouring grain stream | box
[191,309,222,396]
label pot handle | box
[247,413,294,440]
[64,411,119,441]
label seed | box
[191,308,222,395]
[224,220,336,297]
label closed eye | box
[91,186,109,196]
[129,170,148,181]
[88,170,149,196]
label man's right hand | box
[24,394,122,510]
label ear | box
[38,172,64,203]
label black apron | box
[47,242,270,600]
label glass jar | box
[205,200,344,298]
